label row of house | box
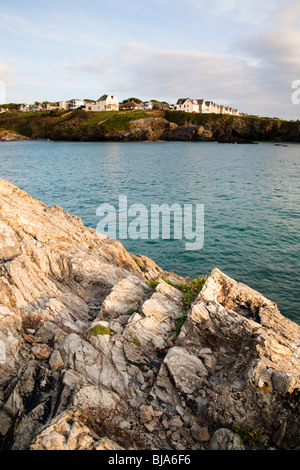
[19,95,119,113]
[13,94,240,116]
[19,99,86,113]
[175,98,239,115]
[17,95,171,113]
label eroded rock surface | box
[0,179,299,451]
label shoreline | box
[0,133,297,145]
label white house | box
[59,101,68,110]
[84,94,119,112]
[143,101,153,110]
[19,104,30,112]
[175,98,200,113]
[67,99,85,110]
[19,104,42,113]
[42,102,62,111]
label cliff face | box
[165,113,300,143]
[0,110,299,143]
[0,179,299,451]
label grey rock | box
[208,428,245,450]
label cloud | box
[4,1,299,118]
[230,0,300,119]
[240,1,300,72]
[234,0,300,116]
[57,28,300,119]
[57,43,258,109]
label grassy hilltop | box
[0,109,157,141]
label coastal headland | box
[0,109,300,143]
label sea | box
[0,140,299,324]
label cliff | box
[0,179,299,451]
[0,109,300,143]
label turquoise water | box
[0,140,299,324]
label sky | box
[0,0,300,119]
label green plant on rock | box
[166,276,206,341]
[136,260,143,269]
[123,310,137,316]
[181,277,206,310]
[233,425,269,448]
[90,325,111,336]
[175,313,187,336]
[146,280,159,289]
[163,276,207,310]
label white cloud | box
[237,1,300,88]
[57,42,259,110]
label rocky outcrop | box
[0,179,299,451]
[103,117,177,142]
[0,130,30,142]
[167,117,300,143]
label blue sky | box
[1,0,300,119]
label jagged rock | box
[176,268,300,446]
[190,425,210,442]
[31,343,51,360]
[122,280,184,356]
[30,411,100,450]
[95,275,152,320]
[163,346,208,395]
[0,179,299,451]
[49,350,65,372]
[208,429,245,450]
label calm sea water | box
[0,140,299,324]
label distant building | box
[175,98,239,116]
[175,98,200,113]
[59,101,68,110]
[42,102,62,111]
[119,100,143,110]
[67,99,85,110]
[143,101,153,110]
[19,104,42,113]
[19,101,69,113]
[84,94,119,112]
